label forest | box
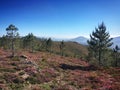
[1,23,120,67]
[0,23,120,90]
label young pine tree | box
[59,40,65,56]
[87,22,113,66]
[46,38,52,52]
[113,45,120,67]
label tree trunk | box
[11,39,14,57]
[115,53,118,67]
[99,48,102,66]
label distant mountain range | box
[112,36,120,48]
[69,36,88,45]
[68,36,120,48]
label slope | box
[52,41,88,58]
[0,49,120,90]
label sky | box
[0,0,120,39]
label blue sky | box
[0,0,120,38]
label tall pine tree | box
[6,24,18,56]
[87,22,113,66]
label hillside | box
[52,41,88,58]
[0,49,120,90]
[69,36,88,45]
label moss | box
[26,76,40,84]
[11,56,20,61]
[0,68,16,73]
[40,83,51,90]
[9,83,24,90]
[19,71,25,76]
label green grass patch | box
[0,68,16,73]
[40,83,51,90]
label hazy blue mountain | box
[69,36,120,48]
[42,35,120,48]
[51,38,69,41]
[112,36,120,48]
[69,36,88,45]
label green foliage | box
[9,83,24,90]
[23,33,36,52]
[38,58,51,69]
[40,83,51,90]
[112,45,120,67]
[38,38,47,51]
[14,33,21,50]
[19,71,25,76]
[67,42,88,58]
[0,35,10,49]
[0,68,16,73]
[26,76,39,84]
[11,56,20,61]
[87,22,113,66]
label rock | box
[20,55,28,60]
[22,74,29,79]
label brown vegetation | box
[0,49,120,90]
